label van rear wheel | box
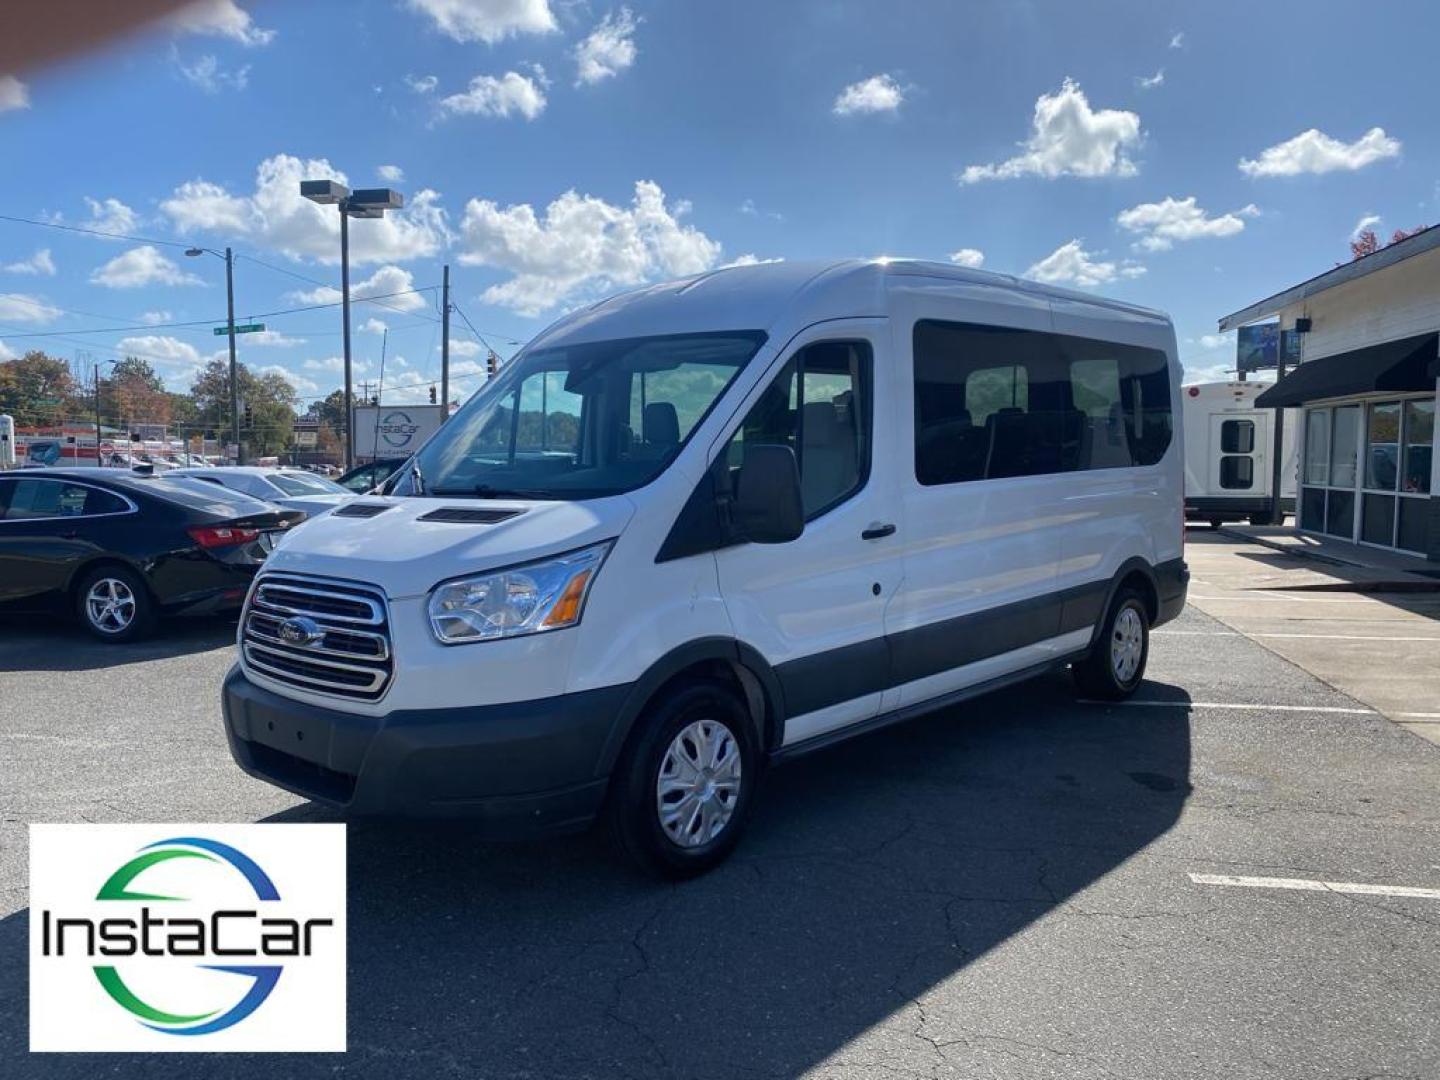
[606,678,759,879]
[1071,589,1149,700]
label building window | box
[1365,401,1400,491]
[1303,407,1330,486]
[1402,399,1434,495]
[1329,404,1360,489]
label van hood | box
[263,495,636,599]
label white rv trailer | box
[1182,380,1297,526]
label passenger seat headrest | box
[643,401,680,446]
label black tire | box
[606,678,760,879]
[1071,588,1149,701]
[1207,518,1224,529]
[74,565,156,643]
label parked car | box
[0,468,303,641]
[170,466,357,518]
[220,259,1188,877]
[336,457,407,493]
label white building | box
[1219,226,1440,561]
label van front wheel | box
[1071,589,1149,700]
[606,678,759,879]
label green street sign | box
[213,322,266,336]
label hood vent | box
[333,503,393,519]
[418,507,523,524]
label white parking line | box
[1156,630,1440,643]
[1080,699,1440,721]
[1189,873,1440,901]
[1190,594,1378,604]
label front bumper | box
[222,666,630,835]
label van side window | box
[913,319,1173,484]
[723,340,872,519]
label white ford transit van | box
[222,259,1188,876]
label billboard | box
[1236,322,1279,373]
[352,404,446,461]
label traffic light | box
[243,403,254,428]
[486,351,499,378]
[429,385,436,404]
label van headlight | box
[427,541,611,644]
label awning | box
[1254,332,1438,408]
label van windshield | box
[409,331,766,500]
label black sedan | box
[0,468,304,642]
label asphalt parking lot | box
[4,556,1440,1079]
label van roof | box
[530,258,1170,348]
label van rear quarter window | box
[913,319,1172,485]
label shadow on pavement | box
[0,615,237,672]
[1,671,1191,1078]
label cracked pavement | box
[2,590,1439,1079]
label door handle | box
[861,523,896,540]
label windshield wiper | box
[408,459,425,496]
[430,483,557,500]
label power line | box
[0,212,197,250]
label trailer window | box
[1221,419,1254,454]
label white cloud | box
[948,248,985,268]
[114,335,215,387]
[1169,32,1185,49]
[0,293,61,323]
[360,317,388,335]
[258,364,318,395]
[737,198,784,222]
[246,329,306,348]
[458,179,722,316]
[833,74,904,116]
[161,154,450,266]
[174,51,251,94]
[1117,196,1259,252]
[1136,69,1164,90]
[0,75,29,112]
[961,78,1141,184]
[1025,240,1134,289]
[1351,213,1382,240]
[167,1,274,46]
[405,74,438,94]
[287,264,428,313]
[90,245,204,289]
[1197,331,1235,351]
[404,0,556,44]
[139,310,173,325]
[0,339,14,360]
[438,70,547,120]
[378,164,405,183]
[82,197,138,237]
[447,337,482,357]
[3,249,56,275]
[303,356,348,373]
[722,254,783,268]
[575,7,639,86]
[1238,127,1401,178]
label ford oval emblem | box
[277,616,323,647]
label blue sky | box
[1,0,1436,408]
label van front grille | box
[242,573,392,701]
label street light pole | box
[340,209,354,470]
[440,263,450,418]
[299,179,404,471]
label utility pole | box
[94,365,102,465]
[225,247,241,465]
[440,263,450,418]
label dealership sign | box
[352,403,445,459]
[30,824,345,1052]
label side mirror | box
[733,443,803,543]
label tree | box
[1351,224,1428,261]
[105,356,172,431]
[190,357,299,457]
[0,351,81,427]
